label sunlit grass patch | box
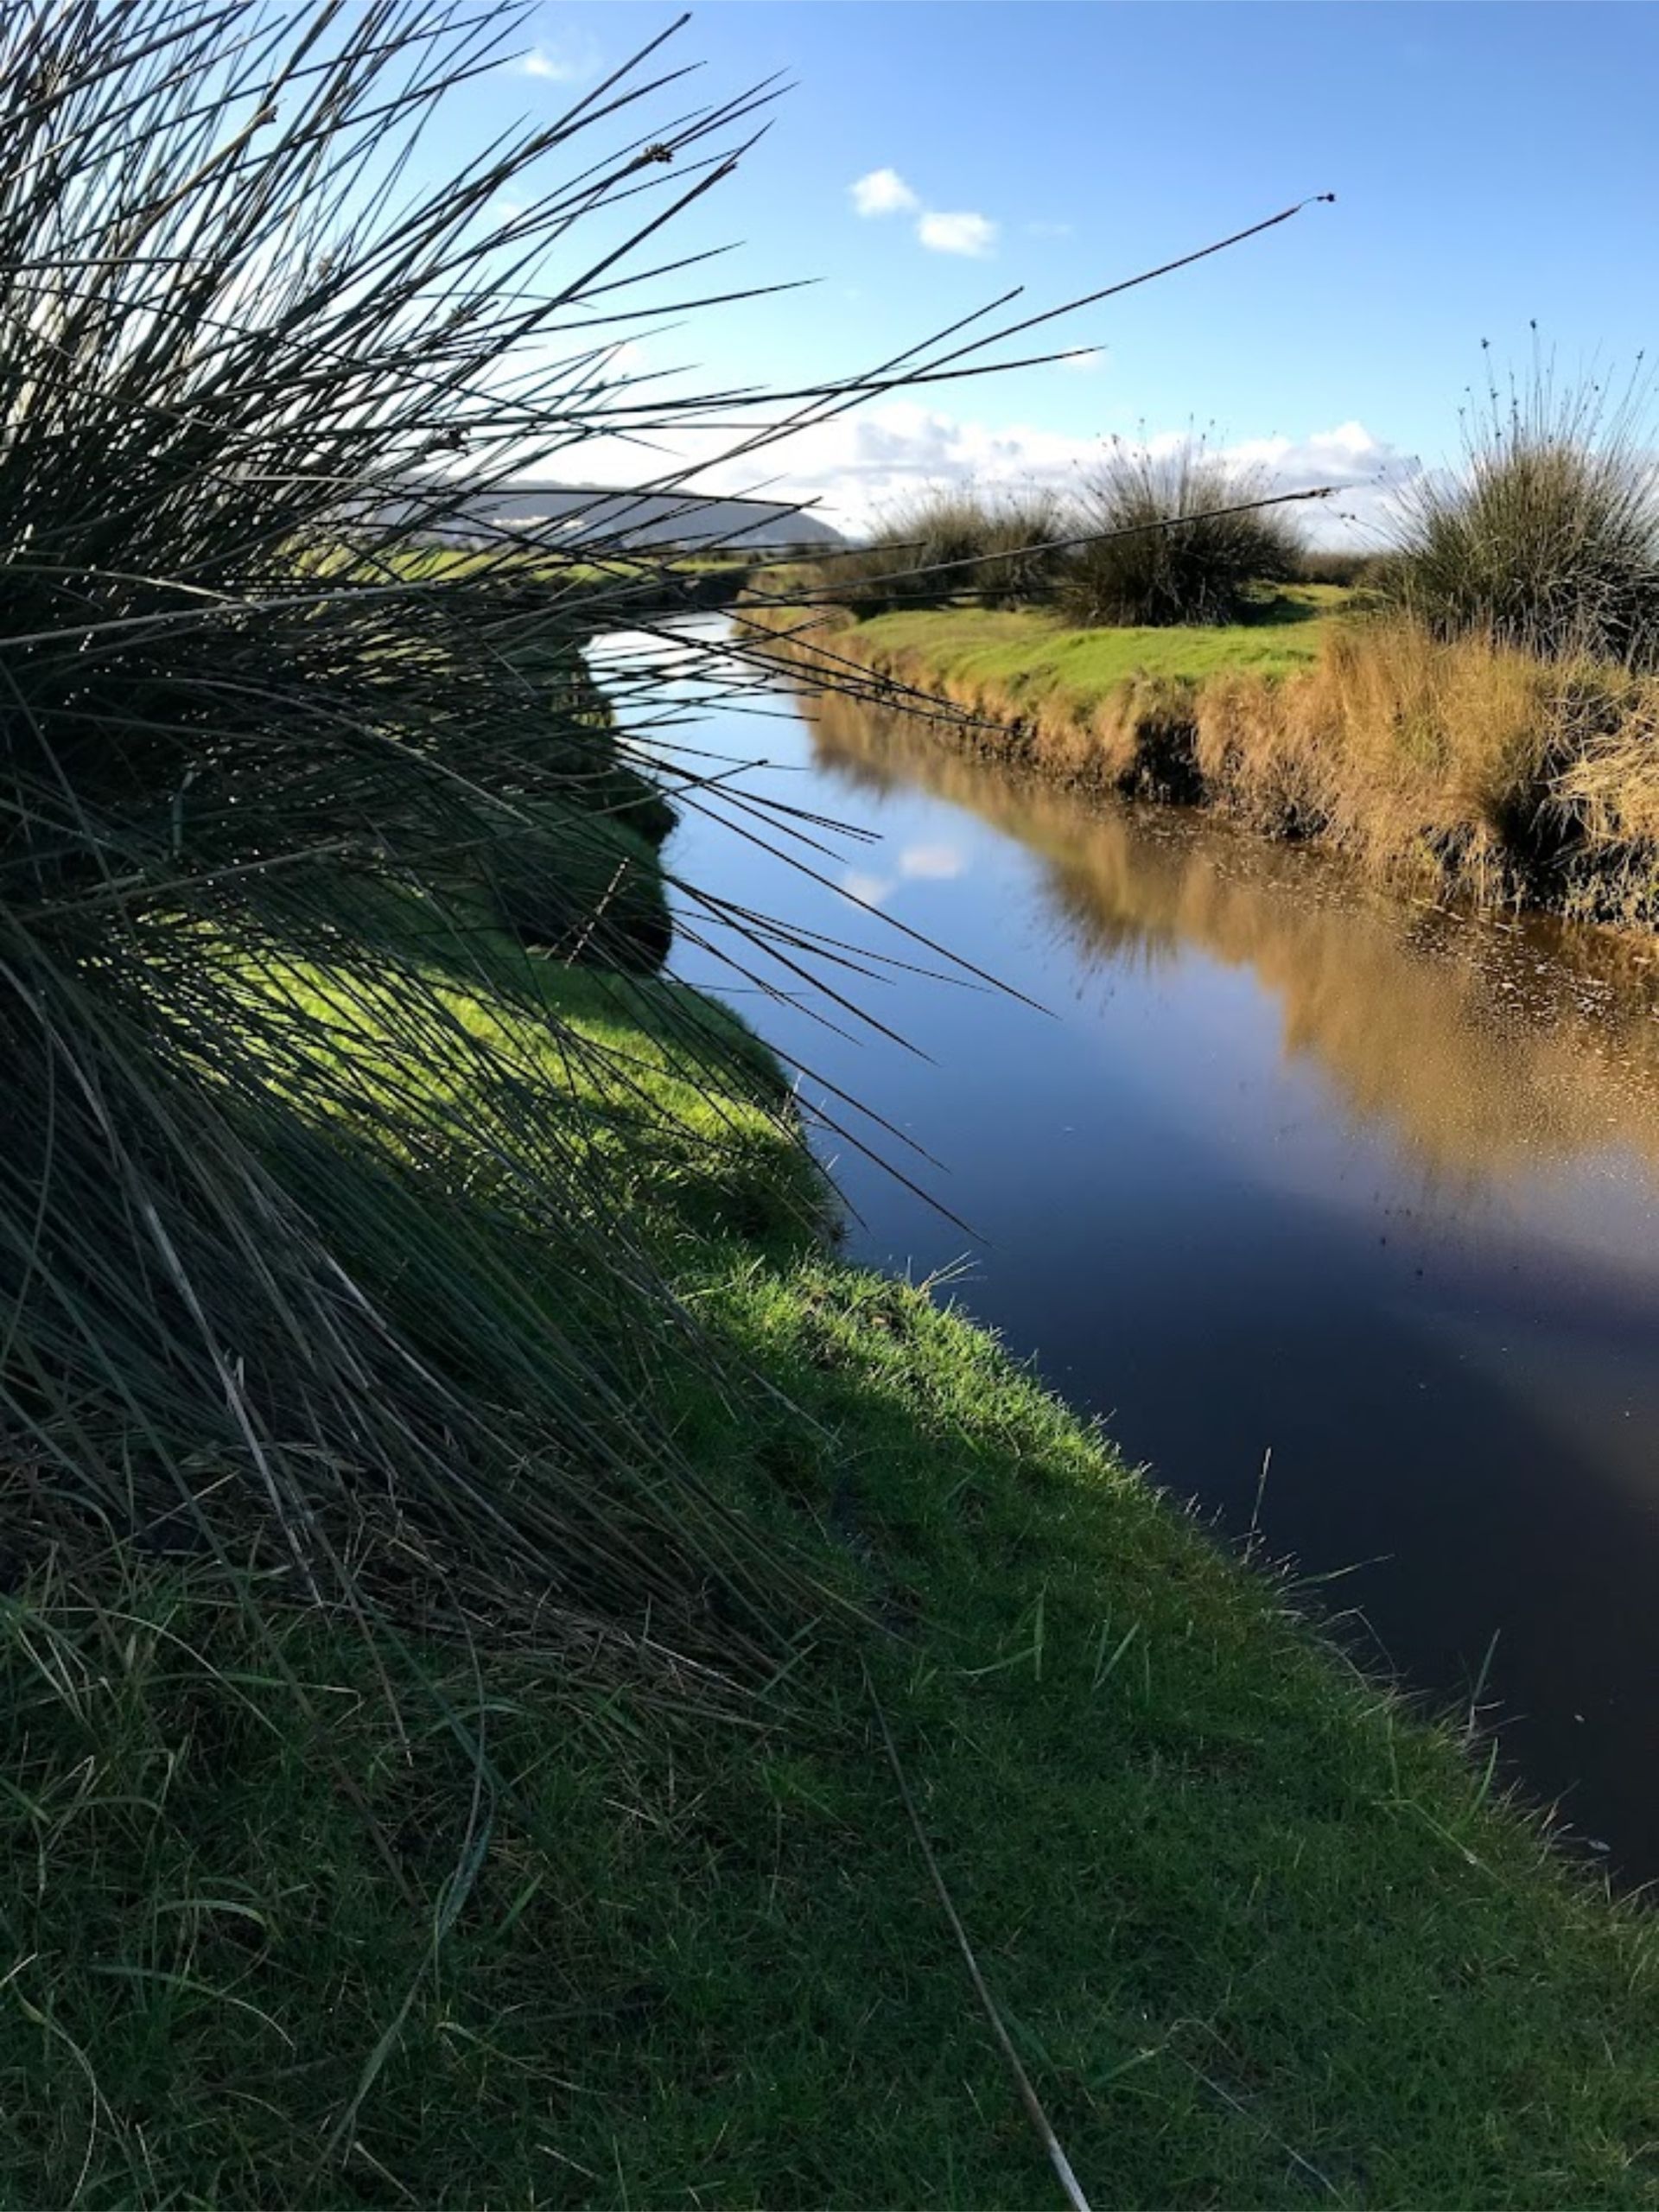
[5,1230,1658,2205]
[849,600,1332,700]
[785,597,1659,923]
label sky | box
[445,2,1659,541]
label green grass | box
[849,590,1341,707]
[1383,355,1659,668]
[3,908,1658,2205]
[326,543,755,595]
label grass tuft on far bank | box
[752,583,1659,925]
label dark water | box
[596,621,1659,1885]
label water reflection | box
[631,629,1659,1882]
[809,683,1659,1189]
[842,837,970,908]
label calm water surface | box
[598,620,1659,1883]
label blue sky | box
[458,3,1659,537]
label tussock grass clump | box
[0,0,855,1673]
[1297,545,1384,588]
[481,804,674,969]
[1191,621,1659,916]
[790,461,1330,632]
[1387,356,1659,666]
[835,485,1072,613]
[1063,437,1307,627]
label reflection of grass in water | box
[762,597,1659,925]
[808,683,1659,1180]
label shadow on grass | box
[4,1243,1658,2208]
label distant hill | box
[407,484,846,556]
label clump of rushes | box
[0,0,1341,1685]
[6,0,1296,1682]
[0,0,894,1678]
[836,484,1073,612]
[1386,347,1659,665]
[1063,435,1307,626]
[1295,545,1382,588]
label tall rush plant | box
[0,0,1333,1686]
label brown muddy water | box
[596,620,1659,1885]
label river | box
[594,616,1659,1885]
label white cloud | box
[703,406,1417,543]
[850,168,919,218]
[917,210,998,259]
[519,31,599,81]
[849,174,1001,260]
[1058,349,1105,373]
[1212,420,1419,537]
[1224,419,1385,486]
[550,404,1090,535]
[499,375,1416,549]
[842,869,893,907]
[899,842,965,880]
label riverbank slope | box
[747,592,1659,926]
[7,748,1659,2204]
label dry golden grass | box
[1196,624,1659,916]
[1563,715,1659,841]
[807,681,1659,1180]
[753,599,1659,925]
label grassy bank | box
[10,836,1659,2205]
[749,593,1659,924]
[740,591,1337,813]
[9,11,1659,2192]
[324,542,757,613]
[803,594,1339,689]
